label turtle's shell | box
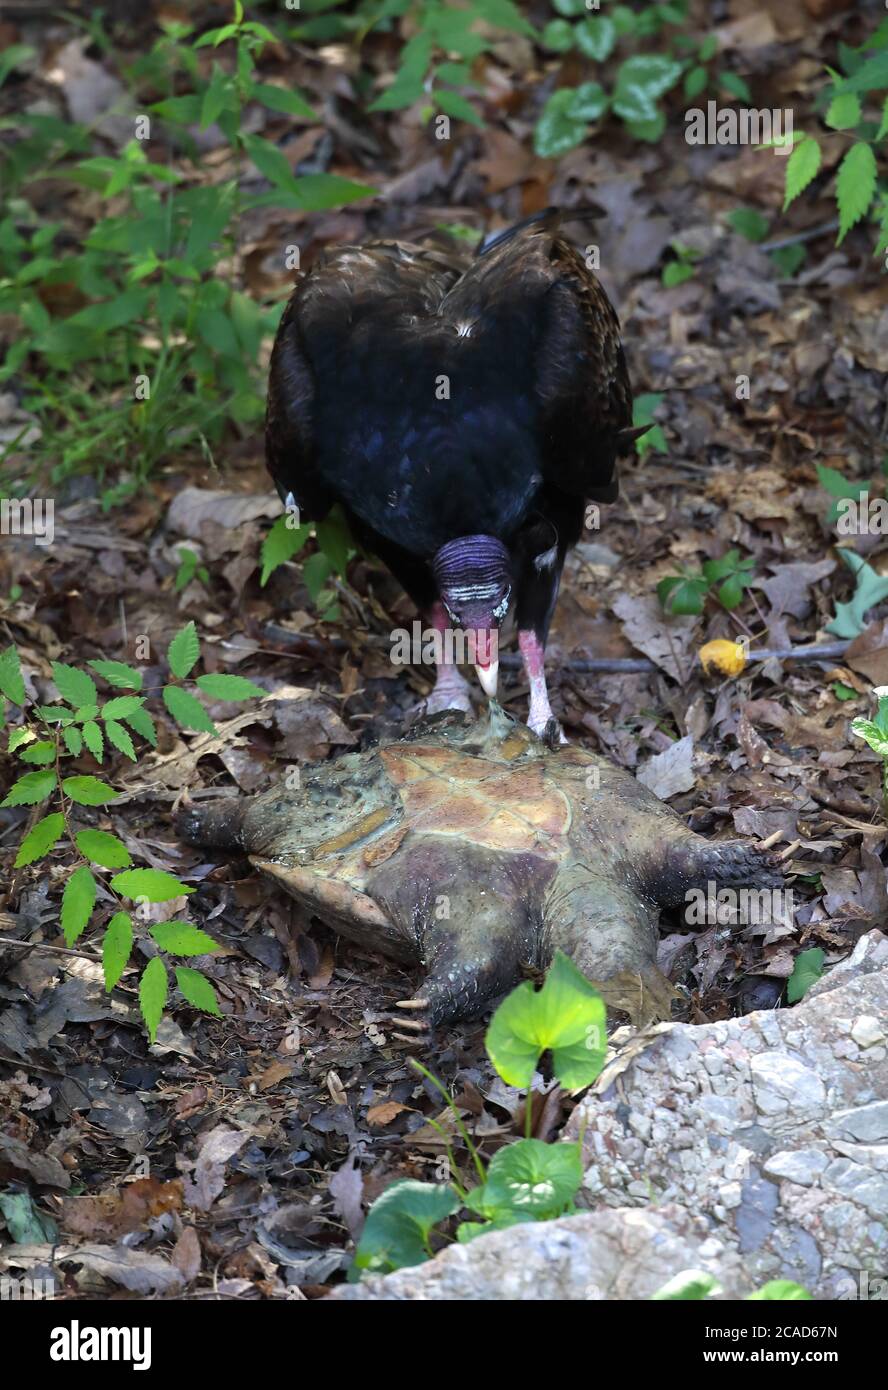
[378,744,571,853]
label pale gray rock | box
[335,932,888,1301]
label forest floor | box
[1,0,887,1298]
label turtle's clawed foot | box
[388,996,434,1047]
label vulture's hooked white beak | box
[475,659,499,699]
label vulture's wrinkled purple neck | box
[432,535,511,614]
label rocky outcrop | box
[335,931,888,1301]
[568,930,888,1299]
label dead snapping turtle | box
[178,706,780,1033]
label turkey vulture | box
[266,208,637,737]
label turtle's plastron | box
[178,708,784,1031]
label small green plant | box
[781,17,888,258]
[658,549,756,617]
[260,502,354,619]
[786,947,826,1004]
[851,686,888,820]
[0,625,263,1039]
[0,2,374,500]
[661,240,700,288]
[351,952,607,1276]
[826,550,888,639]
[175,547,210,592]
[632,393,668,458]
[534,1,751,156]
[652,1270,812,1300]
[286,0,533,127]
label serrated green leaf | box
[61,865,96,946]
[74,828,132,869]
[51,662,97,708]
[63,726,83,756]
[163,685,217,734]
[105,719,136,761]
[2,770,57,807]
[174,966,222,1016]
[110,868,193,903]
[151,921,219,955]
[19,740,56,765]
[87,659,143,690]
[35,706,73,725]
[122,704,157,747]
[81,721,104,761]
[101,695,145,719]
[15,813,65,868]
[166,621,200,680]
[103,911,133,991]
[783,136,821,210]
[0,646,26,705]
[8,727,36,753]
[826,91,861,130]
[61,775,118,806]
[195,673,265,701]
[140,956,168,1043]
[260,513,311,585]
[836,142,877,244]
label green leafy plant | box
[259,502,355,619]
[351,952,606,1276]
[534,1,751,156]
[175,547,210,592]
[632,392,668,458]
[780,17,888,257]
[661,240,700,287]
[826,550,888,639]
[0,2,374,501]
[652,1270,812,1300]
[851,687,888,820]
[786,946,825,1004]
[286,0,534,128]
[0,626,263,1039]
[658,549,756,617]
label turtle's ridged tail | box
[176,799,245,851]
[648,839,783,909]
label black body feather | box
[266,211,634,637]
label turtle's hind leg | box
[646,837,784,911]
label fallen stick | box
[261,624,851,675]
